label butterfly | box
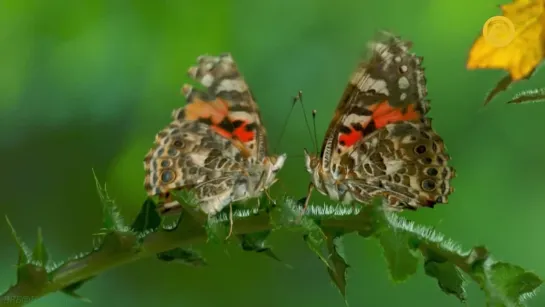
[144,53,286,233]
[303,32,455,211]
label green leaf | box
[238,231,285,264]
[5,216,30,266]
[131,198,161,233]
[271,197,329,268]
[93,169,126,232]
[485,262,542,306]
[157,247,206,267]
[172,191,208,224]
[205,217,230,243]
[325,234,349,301]
[377,227,418,282]
[508,87,545,104]
[424,260,466,302]
[61,277,94,303]
[356,197,387,238]
[31,227,49,267]
[98,231,139,255]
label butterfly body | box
[144,54,285,215]
[305,32,455,210]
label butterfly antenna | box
[273,93,298,152]
[311,109,319,154]
[296,91,318,152]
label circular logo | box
[482,16,516,47]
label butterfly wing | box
[173,54,269,164]
[144,119,246,214]
[321,32,455,209]
[346,119,455,209]
[320,32,428,169]
[144,54,269,214]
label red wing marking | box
[232,122,254,143]
[337,101,422,148]
[338,128,362,147]
[369,101,421,129]
[183,97,253,158]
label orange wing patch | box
[184,98,229,123]
[338,101,422,148]
[184,97,254,157]
[369,101,421,129]
[466,0,545,104]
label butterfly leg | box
[225,202,234,240]
[297,182,314,222]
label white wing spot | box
[400,93,407,100]
[385,160,404,175]
[400,65,408,73]
[398,76,410,89]
[216,78,248,93]
[356,77,389,95]
[394,56,402,62]
[201,74,214,87]
[204,62,214,71]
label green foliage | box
[31,228,49,268]
[325,234,349,301]
[238,230,284,263]
[93,170,126,233]
[61,277,93,303]
[5,216,31,268]
[0,179,542,307]
[508,87,545,104]
[424,260,465,301]
[131,198,161,233]
[157,248,207,267]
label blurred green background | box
[2,0,545,306]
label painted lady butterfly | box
[144,54,286,220]
[304,32,455,210]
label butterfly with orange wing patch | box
[304,32,455,211]
[144,54,286,234]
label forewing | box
[172,53,268,163]
[321,32,428,170]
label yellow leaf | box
[467,0,545,80]
[466,0,545,103]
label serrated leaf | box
[205,218,230,243]
[157,247,206,267]
[487,262,542,305]
[356,197,386,238]
[377,227,418,282]
[269,197,299,228]
[61,277,94,303]
[172,191,208,224]
[98,231,139,254]
[238,230,284,263]
[31,227,49,267]
[93,170,125,231]
[325,234,349,301]
[5,216,30,266]
[131,198,161,232]
[424,260,466,302]
[270,197,329,268]
[508,87,545,104]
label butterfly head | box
[260,153,287,189]
[303,148,319,173]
